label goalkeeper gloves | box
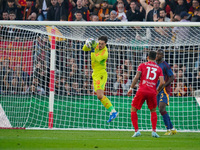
[85,38,97,49]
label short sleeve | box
[137,63,143,72]
[164,62,174,77]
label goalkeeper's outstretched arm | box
[82,44,91,51]
[82,38,97,51]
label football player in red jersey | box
[127,51,164,138]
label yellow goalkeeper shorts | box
[92,71,107,92]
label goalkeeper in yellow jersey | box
[82,36,118,123]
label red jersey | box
[137,61,163,94]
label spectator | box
[37,0,51,21]
[153,12,172,44]
[126,1,144,21]
[93,0,107,15]
[140,0,165,19]
[74,10,85,21]
[181,65,193,83]
[98,0,110,21]
[158,8,171,22]
[28,12,37,20]
[0,0,7,14]
[81,68,91,82]
[91,14,99,21]
[55,0,69,21]
[10,64,29,94]
[172,14,181,22]
[68,0,90,21]
[1,11,9,20]
[69,63,80,84]
[114,70,131,95]
[191,8,200,22]
[60,15,67,21]
[174,79,189,96]
[146,0,161,21]
[165,0,189,20]
[34,60,49,94]
[15,0,26,7]
[117,3,128,22]
[1,59,14,94]
[82,0,95,12]
[47,0,58,21]
[123,59,133,79]
[106,10,120,21]
[21,0,38,20]
[3,0,20,20]
[8,11,17,20]
[29,77,45,95]
[81,80,91,95]
[188,0,199,16]
[172,11,191,44]
[113,0,128,11]
[171,63,179,74]
[71,81,80,95]
[58,76,67,95]
[65,82,70,95]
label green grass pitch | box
[0,129,200,150]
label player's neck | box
[156,59,163,64]
[148,59,155,62]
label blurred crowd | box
[0,49,200,96]
[1,0,200,22]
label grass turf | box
[0,130,200,150]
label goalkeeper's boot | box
[171,128,177,135]
[152,132,160,138]
[164,130,171,135]
[132,131,141,137]
[107,111,118,123]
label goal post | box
[0,21,199,131]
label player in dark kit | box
[156,49,177,135]
[127,51,164,138]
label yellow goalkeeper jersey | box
[82,43,108,73]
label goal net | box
[0,21,199,131]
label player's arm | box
[164,62,175,87]
[82,44,92,51]
[82,38,96,51]
[164,75,175,87]
[127,71,141,96]
[157,76,165,94]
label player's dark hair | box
[98,36,108,43]
[9,11,16,15]
[157,49,164,54]
[149,51,157,60]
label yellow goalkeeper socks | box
[100,96,115,112]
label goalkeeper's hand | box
[85,38,97,50]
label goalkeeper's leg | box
[96,90,116,112]
[96,90,118,123]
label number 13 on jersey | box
[146,67,157,80]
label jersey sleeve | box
[137,63,143,72]
[159,67,164,77]
[82,44,91,51]
[94,49,108,62]
[164,62,174,77]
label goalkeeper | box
[82,36,118,123]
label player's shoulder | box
[146,61,160,68]
[163,61,171,69]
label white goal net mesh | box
[0,22,199,131]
